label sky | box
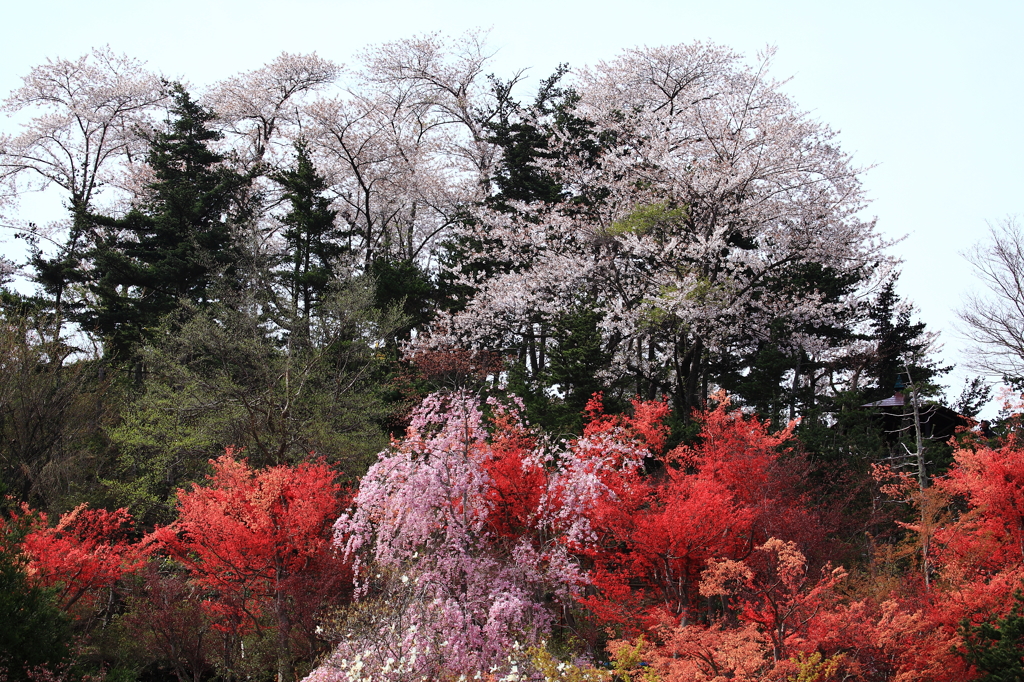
[1,0,1022,408]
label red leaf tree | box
[152,454,350,682]
[935,434,1024,579]
[569,393,823,632]
[18,504,146,616]
[700,538,846,664]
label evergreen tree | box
[438,66,603,313]
[958,590,1024,681]
[105,288,396,526]
[81,82,249,361]
[717,261,866,426]
[370,257,438,349]
[864,276,947,402]
[437,68,619,435]
[484,66,574,210]
[510,300,617,436]
[270,141,349,348]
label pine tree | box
[81,82,249,361]
[958,590,1024,681]
[270,141,348,347]
[865,276,947,402]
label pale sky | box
[2,0,1022,407]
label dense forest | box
[0,35,1019,681]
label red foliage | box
[921,433,1024,638]
[17,503,146,613]
[635,621,771,681]
[935,435,1024,575]
[581,467,753,630]
[700,538,846,663]
[808,599,970,682]
[482,402,546,541]
[574,394,823,632]
[629,580,970,681]
[151,454,352,636]
[120,563,216,682]
[582,392,671,455]
[410,347,504,385]
[669,394,819,549]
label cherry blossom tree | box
[311,388,831,679]
[203,53,343,295]
[304,31,509,272]
[318,391,581,681]
[358,30,509,179]
[429,43,889,417]
[205,52,341,170]
[1,47,163,211]
[306,91,459,268]
[0,47,164,326]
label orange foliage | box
[810,599,969,681]
[936,435,1024,575]
[700,538,846,663]
[641,621,771,681]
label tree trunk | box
[683,337,704,419]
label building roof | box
[861,392,906,408]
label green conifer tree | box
[81,82,249,361]
[270,141,349,348]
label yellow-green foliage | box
[683,277,716,303]
[787,652,845,682]
[605,202,686,238]
[607,637,661,682]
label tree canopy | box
[0,35,1004,682]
